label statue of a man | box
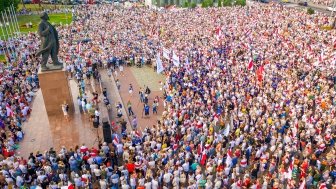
[36,12,63,71]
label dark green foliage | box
[218,0,222,7]
[190,2,197,8]
[201,0,213,7]
[307,8,315,15]
[0,0,19,12]
[235,0,246,6]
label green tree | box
[201,0,213,7]
[0,0,19,12]
[235,0,246,6]
[218,0,222,7]
[222,0,231,6]
[307,8,315,15]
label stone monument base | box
[38,68,73,117]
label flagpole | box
[10,5,20,36]
[4,10,17,60]
[8,5,18,36]
[0,23,9,65]
[4,10,13,39]
[1,12,14,60]
[1,12,10,40]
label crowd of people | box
[0,33,39,159]
[0,1,335,189]
[309,0,335,7]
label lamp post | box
[332,0,336,17]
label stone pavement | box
[112,66,165,131]
[17,79,103,158]
[15,66,165,158]
[99,69,131,132]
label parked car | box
[23,0,32,3]
[260,0,269,3]
[327,7,336,11]
[298,1,308,6]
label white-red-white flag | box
[286,157,294,179]
[6,104,13,117]
[299,179,306,189]
[248,58,254,70]
[76,42,81,53]
[113,136,119,146]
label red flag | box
[214,27,222,41]
[113,136,119,146]
[248,58,254,70]
[200,150,207,166]
[256,66,264,82]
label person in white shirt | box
[99,178,107,189]
[151,178,159,189]
[16,175,24,187]
[145,179,152,189]
[93,167,102,180]
[163,171,173,188]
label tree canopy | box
[0,0,19,13]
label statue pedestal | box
[38,68,74,118]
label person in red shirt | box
[125,160,135,174]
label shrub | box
[190,2,197,8]
[218,0,222,7]
[235,0,246,6]
[202,0,214,7]
[307,8,315,15]
[222,0,231,6]
[183,1,190,7]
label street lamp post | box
[332,0,336,17]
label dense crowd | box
[0,34,39,159]
[0,1,335,189]
[309,0,335,7]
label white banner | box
[156,54,164,74]
[163,48,170,60]
[172,51,180,67]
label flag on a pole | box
[156,54,164,74]
[172,51,180,67]
[214,27,222,41]
[113,135,119,146]
[319,49,324,63]
[163,47,170,59]
[6,104,13,117]
[185,56,189,65]
[299,179,306,189]
[247,58,254,70]
[286,157,294,179]
[135,130,141,138]
[77,42,81,53]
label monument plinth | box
[38,68,73,117]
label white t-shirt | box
[99,179,107,189]
[163,172,173,183]
[121,183,130,189]
[145,182,152,189]
[151,179,159,189]
[94,168,101,176]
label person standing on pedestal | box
[61,101,69,121]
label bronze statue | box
[36,12,63,71]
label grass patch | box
[0,54,6,62]
[18,3,72,12]
[0,13,72,39]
